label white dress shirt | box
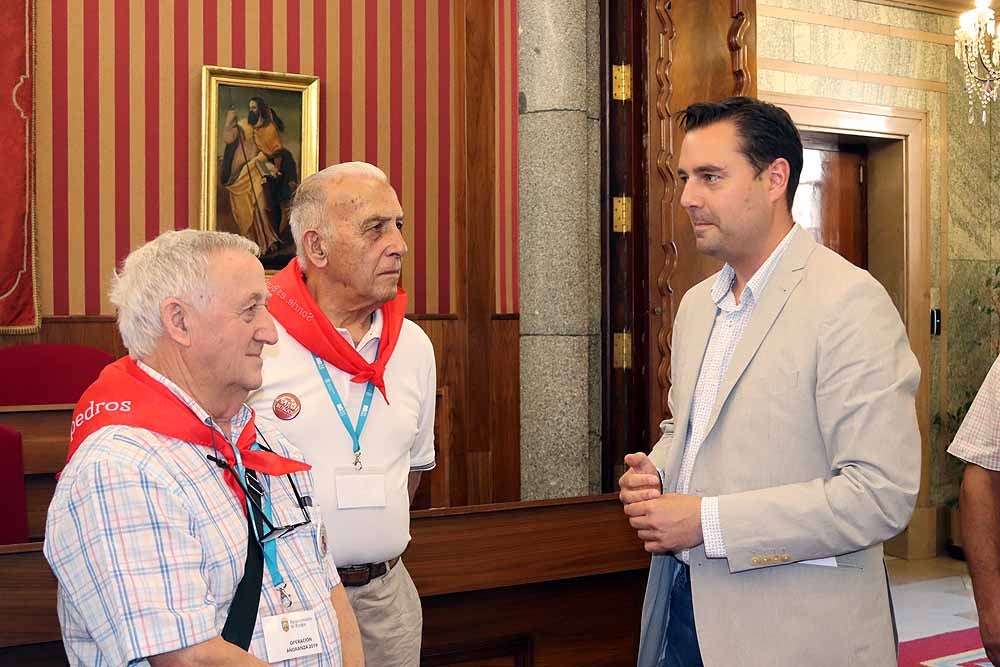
[674,225,798,563]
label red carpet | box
[898,627,989,666]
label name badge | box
[262,609,323,662]
[335,466,387,509]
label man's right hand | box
[618,452,662,505]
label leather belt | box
[337,556,400,587]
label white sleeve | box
[409,347,437,471]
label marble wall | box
[758,0,998,505]
[517,0,603,500]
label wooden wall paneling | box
[25,476,56,541]
[462,0,498,507]
[644,1,757,436]
[0,411,70,475]
[413,318,465,509]
[430,385,454,508]
[422,635,532,667]
[464,450,495,507]
[866,0,966,16]
[412,496,650,665]
[0,317,125,357]
[0,544,59,649]
[489,317,520,503]
[422,570,647,667]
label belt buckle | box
[338,558,396,587]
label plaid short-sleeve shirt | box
[44,363,343,666]
[949,353,1000,471]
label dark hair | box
[679,96,803,210]
[249,96,285,133]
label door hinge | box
[612,64,632,102]
[613,196,632,233]
[859,164,864,184]
[613,332,632,370]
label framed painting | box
[200,66,319,271]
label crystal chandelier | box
[956,0,1000,124]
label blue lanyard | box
[312,353,376,470]
[226,438,290,606]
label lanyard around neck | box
[226,436,289,607]
[311,352,377,470]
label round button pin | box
[272,393,301,420]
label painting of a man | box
[220,96,298,256]
[215,88,305,269]
[201,67,318,270]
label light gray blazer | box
[637,227,921,667]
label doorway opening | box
[794,131,908,317]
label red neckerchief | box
[267,258,407,403]
[63,357,310,509]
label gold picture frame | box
[200,65,319,271]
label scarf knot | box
[267,258,406,405]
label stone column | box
[518,0,602,500]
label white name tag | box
[262,609,323,662]
[335,466,387,509]
[801,557,838,567]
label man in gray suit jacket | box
[619,96,921,667]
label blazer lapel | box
[700,228,816,440]
[663,288,718,491]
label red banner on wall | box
[0,0,37,334]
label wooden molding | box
[759,58,948,93]
[0,404,74,413]
[653,1,678,420]
[759,6,955,45]
[863,0,968,17]
[730,0,753,96]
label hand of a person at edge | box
[980,608,1000,666]
[619,452,662,505]
[624,493,704,554]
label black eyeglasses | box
[207,428,311,543]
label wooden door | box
[605,0,760,481]
[642,0,758,438]
[793,143,868,269]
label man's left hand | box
[624,493,704,553]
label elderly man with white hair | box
[249,162,436,666]
[44,230,363,667]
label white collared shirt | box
[249,310,437,566]
[675,225,798,563]
[948,353,1000,470]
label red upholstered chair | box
[0,344,115,543]
[0,343,116,408]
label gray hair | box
[289,161,389,262]
[109,229,259,358]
